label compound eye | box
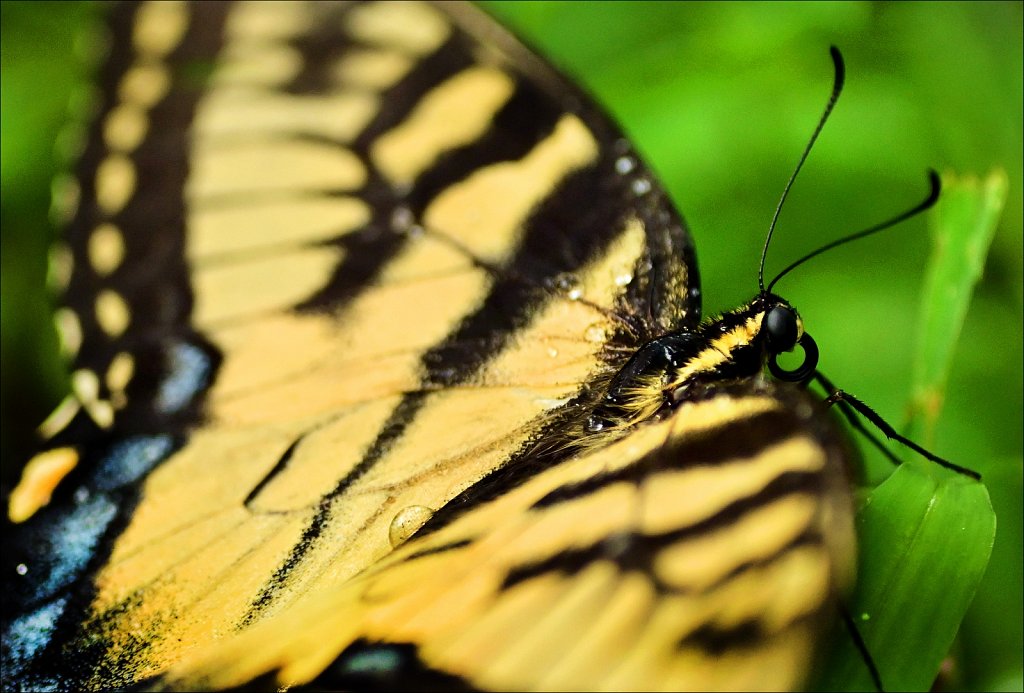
[764,305,799,353]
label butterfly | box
[0,2,998,692]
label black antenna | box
[767,170,941,292]
[758,45,845,294]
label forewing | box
[4,1,701,689]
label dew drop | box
[546,347,559,358]
[615,156,635,175]
[388,505,435,549]
[585,325,606,343]
[631,178,652,196]
[548,272,578,291]
[548,272,584,300]
[15,563,28,576]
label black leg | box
[841,605,885,692]
[823,389,904,468]
[814,372,981,481]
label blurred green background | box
[1,2,1020,690]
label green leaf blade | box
[816,465,995,691]
[907,170,1007,445]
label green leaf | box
[906,171,1007,446]
[816,463,995,691]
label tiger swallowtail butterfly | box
[1,2,996,692]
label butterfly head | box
[750,292,819,384]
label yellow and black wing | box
[3,2,852,691]
[148,378,855,692]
